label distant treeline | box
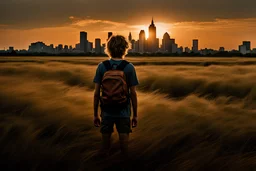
[1,51,256,57]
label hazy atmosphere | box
[1,0,256,49]
[1,0,256,170]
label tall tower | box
[107,32,113,41]
[139,30,146,53]
[80,31,88,53]
[162,32,171,52]
[148,18,157,53]
[128,32,132,42]
[192,39,199,53]
[95,38,101,54]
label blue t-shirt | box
[93,58,139,118]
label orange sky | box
[1,0,256,50]
[1,17,256,50]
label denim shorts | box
[100,116,132,134]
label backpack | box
[100,60,130,111]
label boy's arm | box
[130,86,138,127]
[93,83,101,127]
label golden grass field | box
[0,57,255,171]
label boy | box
[93,35,139,155]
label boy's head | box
[106,35,129,59]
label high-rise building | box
[192,39,199,53]
[131,40,136,52]
[148,18,157,53]
[80,31,88,53]
[242,41,251,51]
[108,32,113,41]
[172,43,178,53]
[135,40,139,53]
[88,42,93,52]
[139,30,146,53]
[162,32,171,53]
[95,38,101,54]
[128,32,132,43]
[156,38,159,51]
[239,45,247,55]
[170,39,176,53]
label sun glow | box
[132,22,173,39]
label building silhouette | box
[128,32,132,43]
[58,44,63,53]
[95,38,101,54]
[192,39,199,53]
[139,30,146,53]
[219,47,225,52]
[108,32,113,41]
[147,18,157,53]
[80,31,88,53]
[75,43,80,50]
[185,47,191,53]
[239,44,247,55]
[88,42,93,52]
[162,32,171,53]
[243,41,251,51]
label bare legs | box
[101,133,112,156]
[119,133,129,155]
[100,133,129,156]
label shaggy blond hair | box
[105,35,129,59]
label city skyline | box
[2,18,255,56]
[1,0,256,50]
[1,18,256,51]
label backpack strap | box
[116,60,129,71]
[102,60,112,71]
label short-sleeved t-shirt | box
[93,58,139,118]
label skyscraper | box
[148,18,157,53]
[139,30,146,53]
[80,31,88,53]
[108,32,113,41]
[128,32,132,43]
[95,38,101,54]
[242,41,251,51]
[162,32,171,52]
[239,45,247,55]
[170,39,176,53]
[192,39,199,53]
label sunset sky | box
[1,0,256,50]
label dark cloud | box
[1,0,256,29]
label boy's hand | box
[94,116,101,127]
[132,116,138,128]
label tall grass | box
[0,59,255,170]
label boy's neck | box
[111,57,123,61]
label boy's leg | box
[100,117,114,156]
[116,118,132,155]
[119,133,129,155]
[101,133,112,155]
